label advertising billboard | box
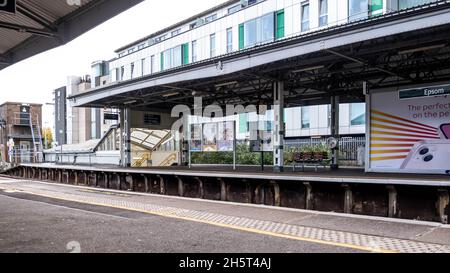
[190,122,235,152]
[368,85,450,174]
[217,122,234,152]
[190,124,202,152]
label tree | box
[42,128,53,150]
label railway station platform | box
[2,163,450,224]
[0,176,449,253]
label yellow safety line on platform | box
[0,186,396,253]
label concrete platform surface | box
[1,177,450,253]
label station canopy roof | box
[69,1,450,111]
[0,0,144,70]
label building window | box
[301,107,310,129]
[399,0,436,9]
[182,43,189,65]
[150,55,155,74]
[138,44,145,50]
[243,13,275,48]
[349,0,368,21]
[239,113,249,133]
[130,63,135,79]
[226,28,233,53]
[192,40,198,62]
[327,105,331,128]
[120,66,125,80]
[204,14,217,23]
[141,59,145,76]
[228,4,240,14]
[301,2,310,32]
[319,0,328,27]
[350,103,366,126]
[276,10,285,39]
[172,46,182,68]
[171,29,181,36]
[210,33,216,58]
[162,46,183,70]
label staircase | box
[132,152,151,168]
[159,152,177,167]
[29,114,43,163]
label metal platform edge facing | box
[2,164,449,224]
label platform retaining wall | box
[2,165,449,224]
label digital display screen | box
[441,124,450,139]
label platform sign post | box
[233,121,236,171]
[188,123,192,169]
[0,0,16,14]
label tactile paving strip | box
[1,182,450,253]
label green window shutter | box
[370,0,383,16]
[239,113,248,133]
[238,24,245,50]
[160,52,164,71]
[276,10,285,39]
[182,43,189,65]
[370,0,383,11]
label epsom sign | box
[0,0,16,14]
[399,85,450,100]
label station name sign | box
[399,85,450,100]
[104,113,119,121]
[0,0,16,14]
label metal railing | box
[8,149,43,165]
[285,136,366,167]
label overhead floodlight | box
[398,44,446,55]
[162,92,179,98]
[123,100,137,105]
[291,65,325,73]
[215,81,238,88]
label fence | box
[8,149,43,165]
[285,136,366,167]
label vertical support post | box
[74,171,78,185]
[330,95,340,170]
[244,179,252,203]
[120,108,132,168]
[128,174,134,191]
[437,189,449,224]
[176,176,184,197]
[158,175,166,195]
[387,185,398,218]
[342,184,353,214]
[93,172,98,187]
[218,178,227,201]
[143,174,149,193]
[116,173,121,190]
[304,182,314,210]
[273,81,285,173]
[272,181,281,207]
[195,177,204,199]
[105,173,109,189]
[233,120,237,171]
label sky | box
[0,0,226,130]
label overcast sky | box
[0,0,226,130]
